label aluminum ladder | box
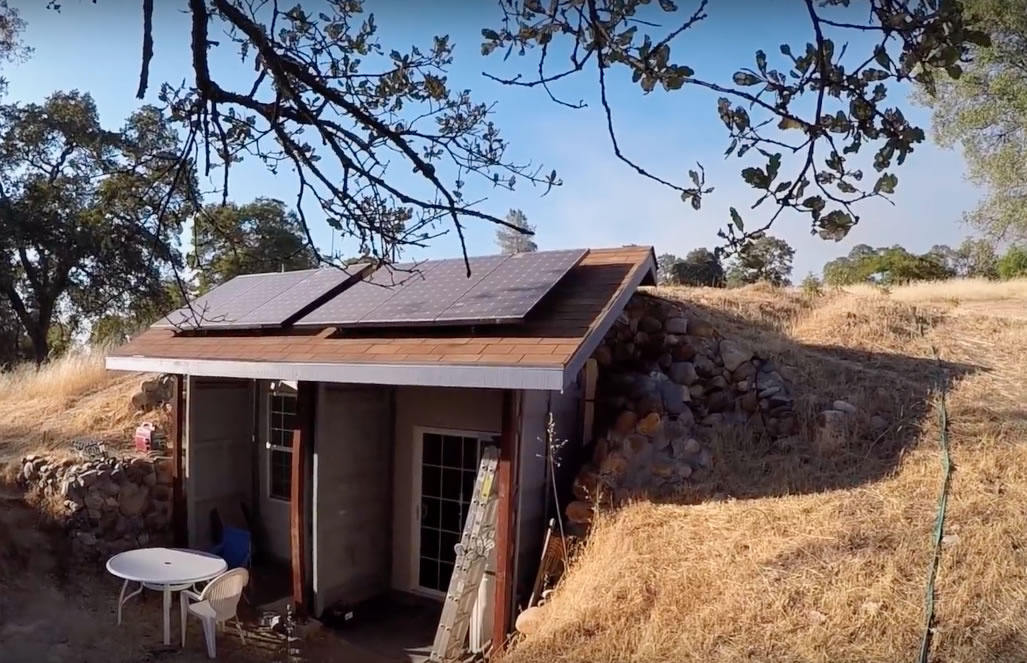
[429,446,500,662]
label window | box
[268,388,298,501]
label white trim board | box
[105,355,565,391]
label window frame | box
[266,385,299,503]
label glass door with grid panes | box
[260,381,298,562]
[413,428,499,596]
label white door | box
[258,380,298,562]
[410,428,499,596]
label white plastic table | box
[107,547,227,646]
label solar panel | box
[231,265,369,326]
[435,249,587,322]
[295,248,587,327]
[296,261,441,326]
[192,269,316,328]
[356,255,508,324]
[153,273,272,329]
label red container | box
[134,422,166,452]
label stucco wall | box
[313,383,394,615]
[391,386,504,592]
[516,380,581,602]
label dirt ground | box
[0,492,399,663]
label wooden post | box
[492,390,522,651]
[291,381,316,617]
[169,374,187,546]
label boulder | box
[731,361,758,382]
[668,361,699,386]
[672,438,702,458]
[740,391,759,413]
[639,316,663,333]
[636,412,662,436]
[693,355,718,379]
[870,415,889,434]
[593,344,613,366]
[671,341,697,362]
[688,384,706,399]
[119,484,150,518]
[84,493,103,511]
[664,317,688,335]
[516,606,546,635]
[659,382,689,415]
[832,399,858,415]
[689,319,716,337]
[613,411,638,435]
[816,409,849,453]
[154,459,174,485]
[719,340,753,372]
[599,452,629,480]
[706,391,733,413]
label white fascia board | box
[562,252,657,388]
[105,355,564,391]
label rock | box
[870,415,889,434]
[637,394,663,417]
[84,493,103,511]
[816,409,849,453]
[740,391,759,413]
[719,340,753,372]
[636,412,662,436]
[671,407,695,430]
[673,438,702,458]
[104,496,119,510]
[697,448,713,469]
[613,411,638,435]
[701,413,724,427]
[78,469,100,488]
[689,319,716,337]
[671,341,697,362]
[676,462,693,479]
[76,532,97,546]
[659,382,689,414]
[594,344,613,367]
[98,479,120,497]
[710,375,729,391]
[592,439,610,466]
[516,606,546,635]
[832,399,858,415]
[758,385,782,399]
[706,391,733,413]
[639,316,662,333]
[688,384,705,399]
[735,380,752,393]
[731,361,758,382]
[668,361,699,386]
[651,431,671,451]
[573,468,601,501]
[154,459,174,485]
[693,355,718,378]
[663,334,681,347]
[657,352,673,370]
[634,331,651,347]
[119,484,150,518]
[664,317,688,335]
[651,460,677,479]
[599,451,629,480]
[87,508,102,522]
[151,483,172,502]
[623,434,650,457]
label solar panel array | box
[155,265,368,330]
[295,248,587,328]
[155,249,588,331]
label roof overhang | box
[105,355,566,391]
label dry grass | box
[507,281,1027,663]
[0,351,158,472]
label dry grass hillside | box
[507,279,1027,663]
[0,352,158,478]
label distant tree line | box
[658,235,795,288]
[821,238,1027,285]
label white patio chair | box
[180,568,249,658]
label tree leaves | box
[874,172,898,194]
[733,71,760,86]
[729,207,744,231]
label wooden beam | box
[169,374,187,546]
[492,389,522,651]
[291,381,316,617]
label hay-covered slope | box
[506,283,1027,663]
[0,352,157,472]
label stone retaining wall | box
[18,454,173,558]
[566,292,799,524]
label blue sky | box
[4,0,980,278]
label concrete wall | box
[186,376,254,551]
[313,383,394,615]
[516,380,581,604]
[391,386,504,592]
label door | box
[258,380,298,562]
[412,428,499,596]
[186,377,254,550]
